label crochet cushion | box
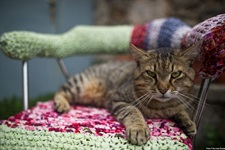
[0,101,192,149]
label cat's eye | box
[171,71,182,79]
[146,71,156,78]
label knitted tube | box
[0,26,133,60]
[131,18,191,50]
[0,18,191,60]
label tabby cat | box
[54,43,200,145]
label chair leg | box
[56,58,70,80]
[22,61,29,110]
[193,78,212,128]
[192,78,211,147]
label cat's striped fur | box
[54,43,201,145]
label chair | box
[0,14,224,149]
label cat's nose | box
[158,88,168,95]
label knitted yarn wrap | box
[0,15,224,78]
[131,15,225,79]
[183,14,225,79]
[0,26,133,60]
[131,18,191,50]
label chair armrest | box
[0,26,133,60]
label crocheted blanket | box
[0,101,192,149]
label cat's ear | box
[177,40,203,65]
[129,43,147,60]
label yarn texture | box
[0,15,225,149]
[131,18,191,50]
[183,14,225,79]
[0,26,133,60]
[0,101,192,149]
[1,16,225,79]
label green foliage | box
[204,124,225,147]
[0,94,54,120]
[195,123,225,149]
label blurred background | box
[0,0,224,148]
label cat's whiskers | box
[176,93,195,102]
[136,92,151,106]
[123,91,153,115]
[174,94,196,113]
[131,91,152,108]
[123,92,149,109]
[133,90,155,114]
[182,92,199,99]
[178,92,212,112]
[139,94,154,113]
[178,92,207,106]
[171,91,212,114]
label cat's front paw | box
[126,124,150,145]
[54,98,70,114]
[181,120,197,137]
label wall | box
[94,0,225,26]
[0,0,94,99]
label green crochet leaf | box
[0,125,189,150]
[0,26,133,60]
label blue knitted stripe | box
[157,18,187,48]
[144,23,151,49]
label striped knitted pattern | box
[131,18,191,50]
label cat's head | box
[130,42,202,102]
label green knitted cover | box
[0,26,133,60]
[0,125,189,150]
